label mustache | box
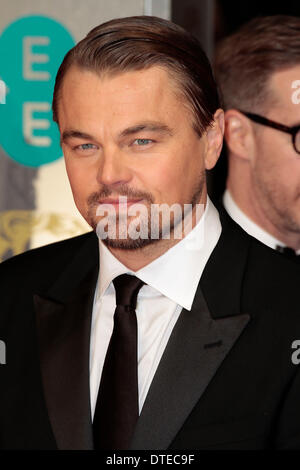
[87,185,155,207]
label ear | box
[224,109,255,161]
[204,108,225,170]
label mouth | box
[98,198,143,208]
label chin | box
[101,236,160,250]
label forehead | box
[58,65,186,128]
[267,65,300,120]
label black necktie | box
[93,274,144,450]
[276,245,299,258]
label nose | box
[97,147,132,187]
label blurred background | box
[0,0,299,261]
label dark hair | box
[52,15,219,135]
[214,15,300,112]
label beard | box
[86,173,205,250]
[253,163,300,235]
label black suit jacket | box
[219,198,300,265]
[0,209,300,450]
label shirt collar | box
[96,196,221,310]
[223,189,300,254]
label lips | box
[98,198,143,208]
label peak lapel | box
[130,289,249,450]
[34,233,99,450]
[130,209,252,450]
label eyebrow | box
[61,121,174,145]
[60,130,94,146]
[118,121,174,138]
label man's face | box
[58,66,210,249]
[251,65,300,235]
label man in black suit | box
[0,16,300,450]
[214,16,300,260]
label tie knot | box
[113,274,144,309]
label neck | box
[107,192,208,271]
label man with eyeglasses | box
[215,15,300,260]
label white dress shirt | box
[89,197,222,418]
[223,189,300,255]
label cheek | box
[64,158,92,206]
[277,166,300,197]
[253,143,300,199]
[137,167,171,201]
[145,162,202,205]
[162,141,204,178]
[145,160,183,196]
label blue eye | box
[134,139,153,146]
[79,143,96,150]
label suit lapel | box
[130,209,252,450]
[34,233,99,450]
[130,289,249,450]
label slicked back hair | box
[52,15,219,136]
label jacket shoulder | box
[219,204,300,274]
[0,231,97,282]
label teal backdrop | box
[0,15,74,167]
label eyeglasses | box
[238,110,300,155]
